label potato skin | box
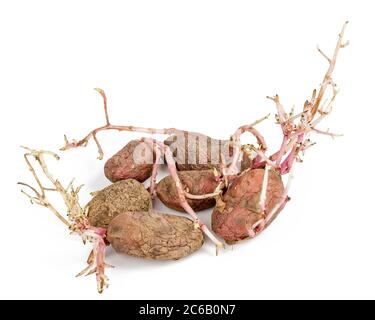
[164,133,251,172]
[87,179,152,228]
[164,132,231,171]
[212,169,284,244]
[104,140,154,183]
[107,211,204,260]
[156,170,218,212]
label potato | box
[156,170,218,212]
[104,140,155,183]
[164,132,231,171]
[87,179,152,228]
[107,211,204,260]
[164,132,251,172]
[212,168,284,244]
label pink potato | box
[156,170,219,212]
[212,168,285,244]
[104,140,155,183]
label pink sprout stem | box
[149,142,162,198]
[224,115,269,177]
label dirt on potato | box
[212,168,284,244]
[107,211,204,260]
[157,170,219,212]
[104,140,155,183]
[87,179,152,228]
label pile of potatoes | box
[88,136,285,261]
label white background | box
[1,0,374,300]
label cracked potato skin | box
[157,170,218,212]
[212,169,284,244]
[104,140,154,183]
[87,179,152,228]
[107,211,204,260]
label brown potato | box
[87,179,152,228]
[104,140,155,183]
[107,211,204,260]
[212,168,284,244]
[164,132,252,172]
[156,170,219,212]
[164,132,232,171]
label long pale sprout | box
[18,147,112,294]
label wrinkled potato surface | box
[108,211,204,260]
